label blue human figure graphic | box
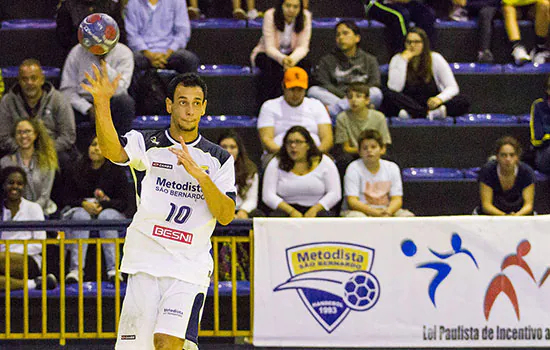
[401,233,478,307]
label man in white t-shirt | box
[82,62,236,350]
[257,66,333,159]
[343,129,413,217]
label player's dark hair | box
[274,0,305,33]
[336,20,360,39]
[494,136,522,158]
[357,129,384,149]
[278,126,322,172]
[0,166,28,200]
[217,130,257,200]
[166,73,208,102]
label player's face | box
[88,137,105,162]
[347,90,370,112]
[166,85,207,133]
[283,86,306,107]
[220,137,239,160]
[14,120,37,150]
[336,24,360,52]
[18,64,45,100]
[3,172,25,202]
[359,139,385,165]
[282,0,301,23]
[497,144,519,170]
[285,131,309,161]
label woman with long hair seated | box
[218,130,263,219]
[0,119,58,215]
[262,125,341,217]
[0,166,57,291]
[478,136,536,215]
[62,135,132,284]
[383,27,471,120]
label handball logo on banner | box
[273,242,380,333]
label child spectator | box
[218,130,263,218]
[383,28,470,119]
[308,20,383,116]
[343,129,414,217]
[251,0,312,104]
[502,0,550,65]
[262,126,341,217]
[0,166,57,291]
[1,119,59,216]
[478,136,536,215]
[62,136,131,284]
[530,75,550,174]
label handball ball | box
[78,13,120,56]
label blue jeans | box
[65,207,125,273]
[134,48,200,73]
[307,86,383,117]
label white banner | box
[253,216,550,347]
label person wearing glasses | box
[262,126,341,217]
[382,28,470,120]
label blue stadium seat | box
[131,115,257,129]
[493,19,532,28]
[518,114,530,124]
[0,19,56,30]
[455,114,519,125]
[450,63,503,74]
[368,20,385,28]
[191,18,246,29]
[247,18,263,28]
[379,64,388,75]
[4,281,251,298]
[311,18,369,28]
[503,63,550,74]
[131,115,171,129]
[197,64,256,76]
[402,167,464,181]
[390,117,453,126]
[535,171,548,182]
[1,66,60,78]
[463,167,480,180]
[435,20,477,29]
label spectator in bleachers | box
[218,130,262,219]
[125,0,200,74]
[530,75,550,174]
[503,0,550,65]
[478,136,535,215]
[367,0,436,55]
[342,129,414,217]
[0,59,76,161]
[60,42,135,135]
[232,0,259,19]
[62,135,130,284]
[0,166,58,291]
[262,126,341,217]
[1,119,58,216]
[0,69,4,100]
[258,67,333,164]
[251,0,312,104]
[55,0,127,54]
[334,82,391,176]
[308,20,383,117]
[382,28,470,119]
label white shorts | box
[115,272,208,350]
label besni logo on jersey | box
[274,242,380,333]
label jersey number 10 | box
[165,203,192,224]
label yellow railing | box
[0,227,253,345]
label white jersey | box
[117,129,236,287]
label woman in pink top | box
[251,0,312,105]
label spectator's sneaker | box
[427,105,447,120]
[66,270,79,284]
[247,9,260,20]
[232,8,247,20]
[35,274,58,290]
[450,7,468,21]
[477,49,494,63]
[188,7,201,20]
[532,49,550,65]
[398,109,410,120]
[512,45,531,66]
[107,270,124,284]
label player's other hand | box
[81,60,121,102]
[169,136,208,181]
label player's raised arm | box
[81,61,129,163]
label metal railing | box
[0,219,253,345]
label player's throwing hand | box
[81,60,121,102]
